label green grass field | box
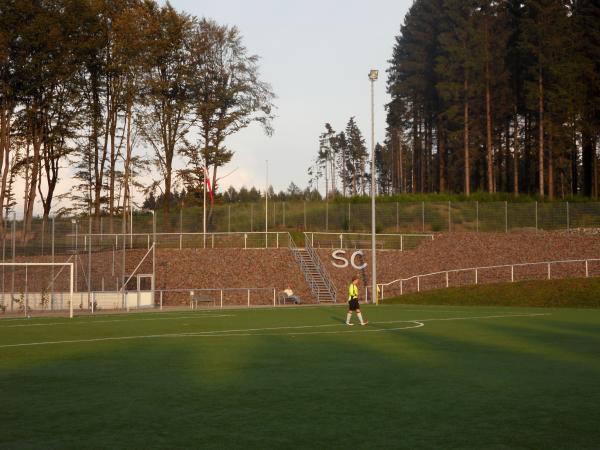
[1,304,599,449]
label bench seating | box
[189,292,216,309]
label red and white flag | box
[203,166,214,204]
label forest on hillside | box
[386,0,600,198]
[311,1,599,201]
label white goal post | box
[0,262,74,318]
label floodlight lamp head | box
[368,69,379,81]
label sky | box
[167,0,412,194]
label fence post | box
[51,216,55,309]
[422,202,425,232]
[505,201,508,233]
[247,289,250,308]
[348,203,351,230]
[400,279,403,296]
[244,233,247,250]
[417,276,420,292]
[445,271,449,288]
[24,265,28,318]
[400,235,404,252]
[179,208,183,250]
[304,201,307,230]
[586,260,589,278]
[511,265,514,282]
[547,263,551,280]
[475,269,478,285]
[160,291,163,310]
[273,288,276,306]
[41,219,45,256]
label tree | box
[138,3,193,224]
[188,18,275,213]
[375,142,393,195]
[345,117,369,196]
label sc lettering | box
[331,250,367,270]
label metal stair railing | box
[303,233,337,303]
[287,233,323,302]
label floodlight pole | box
[369,69,379,305]
[265,160,269,236]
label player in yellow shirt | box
[346,275,368,326]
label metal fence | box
[202,200,600,233]
[305,232,434,251]
[374,258,600,300]
[4,201,598,259]
[158,287,280,309]
[1,201,599,313]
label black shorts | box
[348,298,359,311]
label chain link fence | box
[2,201,599,260]
[136,201,600,233]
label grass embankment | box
[383,277,600,308]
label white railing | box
[303,233,337,303]
[288,234,328,302]
[374,258,600,299]
[155,287,278,309]
[306,232,434,251]
[67,231,290,250]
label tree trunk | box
[513,109,519,196]
[24,118,42,240]
[398,131,404,193]
[464,75,471,196]
[571,123,578,196]
[0,106,12,235]
[438,122,446,193]
[548,123,554,200]
[485,19,494,193]
[108,110,117,220]
[582,128,594,197]
[538,67,545,197]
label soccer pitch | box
[1,305,599,449]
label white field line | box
[0,314,235,328]
[0,313,550,349]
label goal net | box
[0,262,74,318]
